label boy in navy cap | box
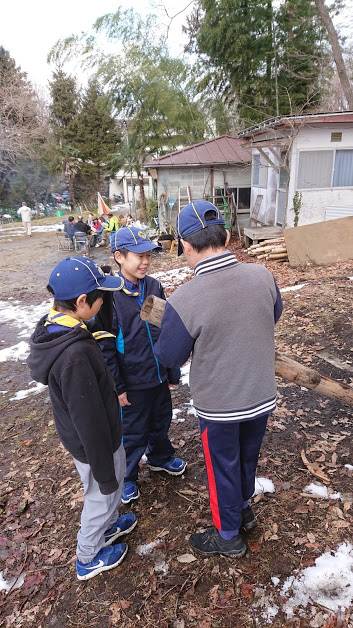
[28,256,137,580]
[97,226,187,505]
[155,200,283,557]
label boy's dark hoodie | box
[28,316,122,495]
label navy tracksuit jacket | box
[96,275,180,481]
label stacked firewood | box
[247,237,288,262]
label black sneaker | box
[189,528,247,557]
[241,506,256,532]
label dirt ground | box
[1,221,353,627]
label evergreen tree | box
[49,69,81,202]
[185,0,328,124]
[276,0,327,114]
[73,79,120,200]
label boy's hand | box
[169,384,178,390]
[118,392,131,407]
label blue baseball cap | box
[48,256,124,300]
[110,226,160,253]
[176,200,225,255]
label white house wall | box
[250,148,280,225]
[287,124,353,226]
[156,166,251,202]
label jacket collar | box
[194,251,239,277]
[45,308,87,330]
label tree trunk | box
[138,171,147,220]
[141,295,353,407]
[314,0,353,109]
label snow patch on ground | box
[282,543,353,617]
[0,571,25,593]
[154,557,169,575]
[0,299,50,339]
[345,464,353,470]
[281,283,306,294]
[181,363,190,386]
[10,381,46,401]
[304,482,342,500]
[254,477,275,496]
[0,340,29,363]
[151,266,192,290]
[136,539,162,556]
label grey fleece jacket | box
[154,252,283,422]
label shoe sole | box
[191,545,247,558]
[148,463,187,476]
[121,490,140,505]
[103,519,137,547]
[77,545,128,581]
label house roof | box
[238,110,353,138]
[144,135,251,168]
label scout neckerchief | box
[44,308,87,330]
[45,308,116,342]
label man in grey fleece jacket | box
[155,200,283,557]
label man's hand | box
[118,392,131,407]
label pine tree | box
[49,69,81,202]
[73,79,120,200]
[185,0,328,124]
[276,0,328,114]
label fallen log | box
[141,295,353,407]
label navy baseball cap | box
[176,200,225,255]
[110,226,160,254]
[48,256,124,300]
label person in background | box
[64,216,76,243]
[87,213,95,228]
[91,217,104,247]
[104,212,120,233]
[74,216,91,235]
[154,200,283,558]
[17,201,32,237]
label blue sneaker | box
[148,457,187,476]
[76,544,128,581]
[104,512,137,546]
[121,481,140,505]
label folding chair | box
[73,232,91,255]
[56,232,74,252]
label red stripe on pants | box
[201,427,221,530]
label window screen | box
[252,154,267,187]
[333,150,353,187]
[252,154,260,185]
[297,151,333,189]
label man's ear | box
[225,229,231,246]
[181,239,192,256]
[76,294,87,308]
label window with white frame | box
[252,153,267,187]
[333,150,353,186]
[297,148,353,189]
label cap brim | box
[123,241,160,253]
[97,275,124,291]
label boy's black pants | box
[121,382,175,482]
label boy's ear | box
[76,294,87,308]
[181,239,192,256]
[113,251,122,264]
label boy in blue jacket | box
[99,226,187,504]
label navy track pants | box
[121,382,175,482]
[199,414,268,533]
